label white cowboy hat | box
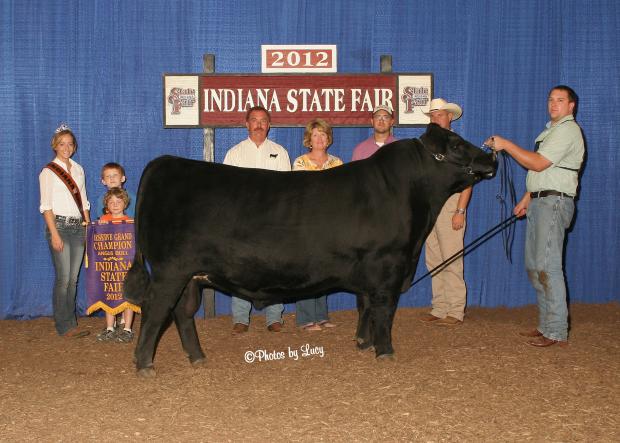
[425,98,462,121]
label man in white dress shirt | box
[223,106,291,334]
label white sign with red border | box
[261,45,337,73]
[397,75,433,125]
[164,75,199,127]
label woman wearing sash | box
[39,123,91,338]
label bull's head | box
[420,123,497,182]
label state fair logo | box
[400,86,430,114]
[167,87,197,115]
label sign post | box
[380,54,392,74]
[202,53,216,318]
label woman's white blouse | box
[39,158,90,217]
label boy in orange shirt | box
[96,188,137,342]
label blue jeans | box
[295,296,328,326]
[46,221,85,335]
[231,296,283,327]
[525,195,574,341]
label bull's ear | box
[426,122,441,134]
[422,123,446,151]
[427,123,448,140]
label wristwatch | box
[455,208,466,214]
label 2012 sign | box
[261,45,337,73]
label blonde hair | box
[303,118,333,149]
[103,187,130,214]
[50,129,77,152]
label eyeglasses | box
[373,115,392,121]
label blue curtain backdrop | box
[1,0,618,319]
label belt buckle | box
[57,215,81,225]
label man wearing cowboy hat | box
[419,98,473,326]
[351,105,397,161]
[485,85,584,347]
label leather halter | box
[420,140,491,176]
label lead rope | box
[496,149,518,262]
[411,148,519,287]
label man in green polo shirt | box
[485,85,584,347]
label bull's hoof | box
[356,336,372,346]
[137,367,156,378]
[376,353,395,361]
[356,341,375,352]
[190,357,207,368]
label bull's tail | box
[124,248,150,305]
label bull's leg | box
[184,276,206,317]
[369,294,398,358]
[173,284,206,367]
[134,291,172,377]
[355,294,373,351]
[134,278,189,377]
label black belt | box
[55,215,83,226]
[530,190,573,199]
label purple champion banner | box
[85,220,140,315]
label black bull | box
[124,123,497,375]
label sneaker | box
[116,329,134,343]
[96,328,116,341]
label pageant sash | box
[45,162,86,220]
[85,220,140,315]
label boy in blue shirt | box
[95,162,136,218]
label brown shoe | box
[419,313,441,323]
[63,327,90,339]
[435,316,462,326]
[232,323,249,335]
[519,329,543,338]
[527,336,568,348]
[267,322,282,332]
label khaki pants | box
[425,193,466,320]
